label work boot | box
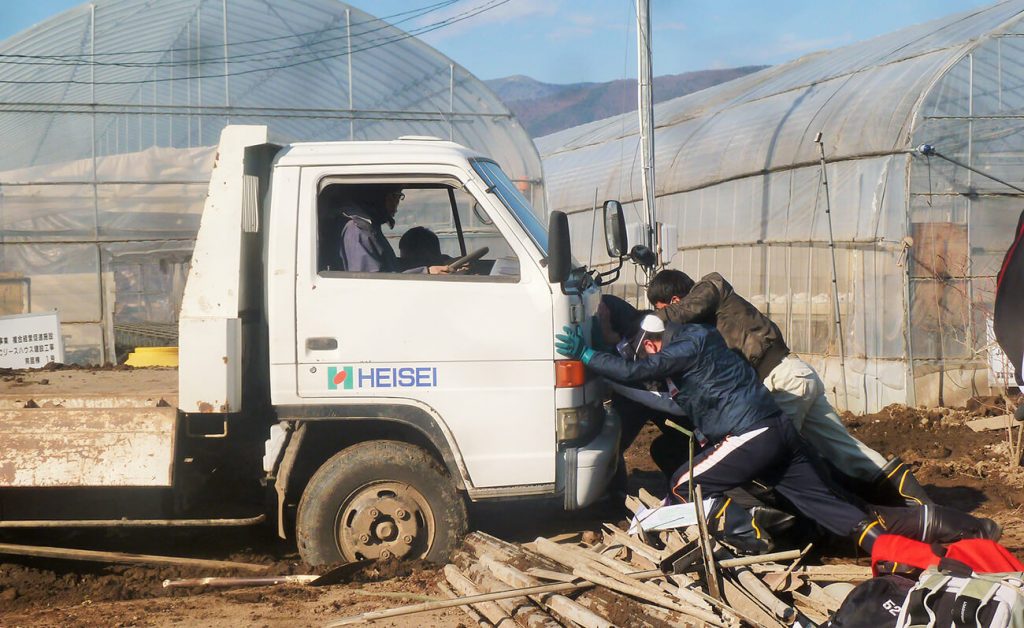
[872,504,1002,543]
[871,457,933,506]
[853,518,884,553]
[715,500,801,555]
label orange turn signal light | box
[555,360,585,388]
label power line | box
[0,0,510,85]
[0,0,458,62]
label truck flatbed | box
[0,367,178,487]
[0,367,177,407]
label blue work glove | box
[555,325,595,363]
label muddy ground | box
[2,401,1023,627]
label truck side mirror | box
[603,200,628,257]
[547,211,572,284]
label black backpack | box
[824,575,916,628]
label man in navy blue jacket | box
[557,314,883,550]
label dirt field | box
[1,400,1022,627]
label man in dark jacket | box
[556,315,883,551]
[338,186,451,275]
[649,269,931,507]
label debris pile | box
[329,490,874,627]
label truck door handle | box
[306,337,338,351]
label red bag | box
[872,534,1024,576]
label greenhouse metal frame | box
[538,0,1024,411]
[0,0,542,364]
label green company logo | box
[327,366,353,390]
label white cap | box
[639,314,666,334]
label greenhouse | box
[0,0,542,364]
[538,0,1024,412]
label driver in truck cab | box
[338,185,452,275]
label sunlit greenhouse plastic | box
[0,0,541,364]
[538,1,1024,411]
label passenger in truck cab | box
[338,185,451,275]
[398,226,452,271]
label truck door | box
[293,168,555,489]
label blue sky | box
[0,0,997,83]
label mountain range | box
[484,66,767,138]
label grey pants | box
[764,355,888,481]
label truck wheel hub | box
[338,482,434,560]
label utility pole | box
[636,0,657,274]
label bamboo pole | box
[0,542,267,572]
[694,485,722,600]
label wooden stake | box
[556,538,713,612]
[479,554,612,628]
[327,566,700,627]
[468,565,563,628]
[533,537,725,627]
[721,576,786,628]
[444,565,517,627]
[771,543,813,592]
[600,524,666,563]
[752,564,872,581]
[716,547,796,624]
[637,488,662,509]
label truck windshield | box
[471,159,548,254]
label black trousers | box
[669,414,868,538]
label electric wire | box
[0,0,511,85]
[0,0,458,63]
[0,0,494,72]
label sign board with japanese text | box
[0,311,64,369]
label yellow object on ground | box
[125,346,179,367]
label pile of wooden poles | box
[329,489,874,627]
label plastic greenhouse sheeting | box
[540,0,1024,411]
[0,0,543,364]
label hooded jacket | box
[584,322,781,442]
[655,272,789,381]
[338,199,400,273]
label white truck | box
[0,125,628,566]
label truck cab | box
[179,126,620,564]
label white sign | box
[986,317,1015,387]
[0,311,65,369]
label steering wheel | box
[446,247,489,272]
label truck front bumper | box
[558,403,621,510]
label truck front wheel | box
[295,440,467,566]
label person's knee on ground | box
[713,499,806,555]
[650,430,690,481]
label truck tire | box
[295,440,467,566]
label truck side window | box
[317,182,520,280]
